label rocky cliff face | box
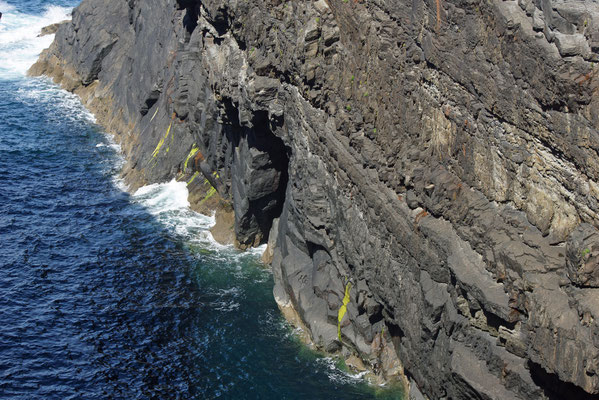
[31,0,599,398]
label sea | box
[0,1,402,398]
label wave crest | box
[0,3,72,79]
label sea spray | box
[0,2,71,78]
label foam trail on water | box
[135,180,192,212]
[0,2,72,79]
[132,180,271,262]
[316,357,370,384]
[0,1,15,12]
[133,180,222,248]
[247,243,267,257]
[17,79,96,122]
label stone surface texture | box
[30,0,599,398]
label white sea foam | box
[16,79,96,123]
[0,1,15,12]
[96,142,121,151]
[134,180,192,212]
[316,357,369,384]
[111,176,129,192]
[217,287,242,296]
[210,300,240,312]
[131,180,272,263]
[246,243,267,256]
[133,180,222,247]
[0,3,72,79]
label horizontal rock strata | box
[31,0,599,398]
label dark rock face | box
[30,0,599,398]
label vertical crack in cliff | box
[182,6,199,41]
[225,105,289,248]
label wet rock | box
[209,205,236,246]
[346,354,366,372]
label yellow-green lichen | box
[200,186,217,205]
[150,107,159,122]
[187,171,200,186]
[152,122,172,158]
[184,144,200,171]
[337,282,352,341]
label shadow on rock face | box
[529,361,598,400]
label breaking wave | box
[0,1,71,79]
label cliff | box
[30,0,599,398]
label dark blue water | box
[0,1,402,399]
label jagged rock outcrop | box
[31,0,599,398]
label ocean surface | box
[0,1,402,398]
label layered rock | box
[31,0,599,398]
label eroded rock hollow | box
[30,0,599,398]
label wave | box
[133,180,220,247]
[0,2,72,79]
[15,79,128,195]
[132,180,270,263]
[0,1,15,12]
[16,78,96,122]
[316,357,370,384]
[95,143,121,151]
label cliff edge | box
[30,0,599,398]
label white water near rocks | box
[0,1,71,79]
